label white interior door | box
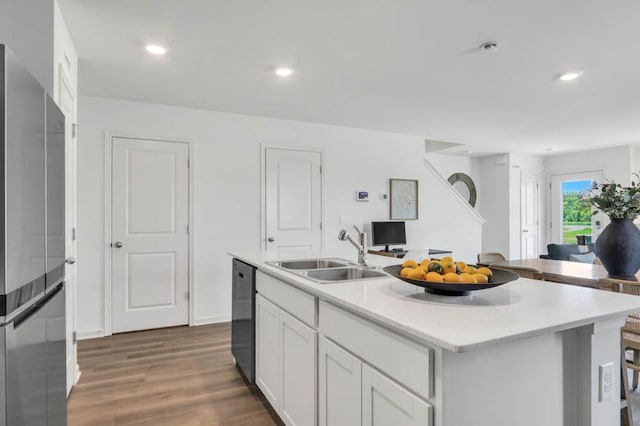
[57,67,77,395]
[265,148,322,255]
[521,175,539,259]
[111,137,189,333]
[550,171,604,245]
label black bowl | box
[382,265,519,296]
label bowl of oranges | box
[382,256,519,296]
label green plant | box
[588,174,640,220]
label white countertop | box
[229,248,640,352]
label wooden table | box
[489,258,640,290]
[368,248,452,259]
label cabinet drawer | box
[257,271,316,328]
[319,301,433,400]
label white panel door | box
[57,67,77,394]
[521,175,539,259]
[256,294,282,411]
[281,310,317,426]
[362,364,432,426]
[319,336,362,426]
[111,137,189,333]
[265,148,322,255]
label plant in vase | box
[588,174,640,277]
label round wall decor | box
[447,173,477,207]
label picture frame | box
[389,178,418,220]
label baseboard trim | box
[193,315,231,326]
[77,330,106,340]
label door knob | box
[267,237,275,243]
[65,257,76,265]
[114,241,123,248]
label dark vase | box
[595,218,640,277]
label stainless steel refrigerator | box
[0,44,67,425]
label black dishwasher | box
[231,258,256,384]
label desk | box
[489,258,639,290]
[368,248,452,259]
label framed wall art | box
[389,178,418,220]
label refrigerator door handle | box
[13,283,63,329]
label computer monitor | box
[371,221,406,252]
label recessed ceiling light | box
[145,44,167,55]
[558,71,583,81]
[275,67,294,77]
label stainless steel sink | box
[267,258,349,270]
[265,258,388,283]
[302,267,387,283]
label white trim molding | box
[423,158,486,224]
[193,315,232,326]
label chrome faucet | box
[338,225,368,266]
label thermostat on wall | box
[356,190,369,201]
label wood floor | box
[67,323,277,426]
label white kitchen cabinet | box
[362,364,432,426]
[256,294,282,410]
[256,290,317,426]
[281,310,317,426]
[318,336,362,426]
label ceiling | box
[58,0,640,156]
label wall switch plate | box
[381,193,388,200]
[599,362,614,402]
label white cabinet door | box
[256,294,282,410]
[319,336,362,426]
[281,310,317,426]
[362,364,432,426]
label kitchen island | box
[229,249,640,426]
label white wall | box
[76,95,483,336]
[476,155,510,256]
[545,145,633,186]
[0,0,54,94]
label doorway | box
[109,137,190,333]
[262,147,323,256]
[521,174,539,259]
[550,171,604,244]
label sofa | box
[540,243,596,262]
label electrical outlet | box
[599,362,614,402]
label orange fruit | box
[407,268,426,280]
[441,256,454,263]
[400,267,413,277]
[459,273,477,284]
[476,267,493,280]
[473,273,489,284]
[430,259,442,264]
[427,262,444,274]
[456,261,468,271]
[402,259,418,268]
[462,266,478,274]
[420,259,431,267]
[441,261,457,274]
[425,272,443,282]
[442,272,463,283]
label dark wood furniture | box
[487,258,639,290]
[368,248,452,259]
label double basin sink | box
[266,258,387,284]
